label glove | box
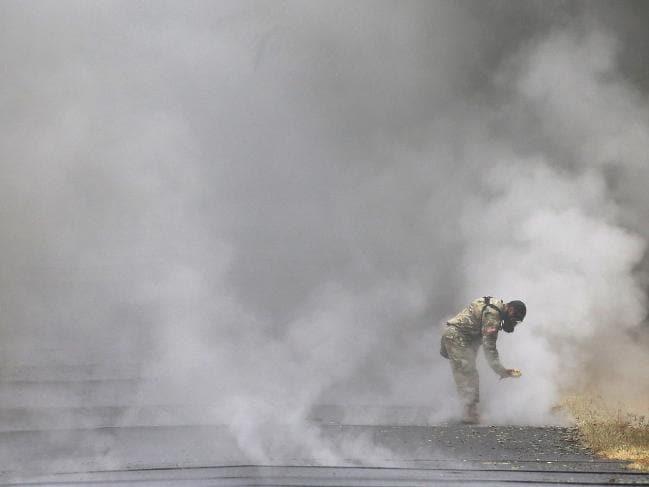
[506,368,522,378]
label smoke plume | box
[1,0,648,468]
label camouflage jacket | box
[446,297,507,376]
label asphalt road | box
[2,424,648,486]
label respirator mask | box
[502,317,521,333]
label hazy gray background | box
[1,0,648,464]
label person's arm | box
[481,307,509,378]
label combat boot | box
[462,403,480,424]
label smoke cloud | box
[1,0,648,469]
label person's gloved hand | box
[505,368,522,378]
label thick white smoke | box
[1,0,648,470]
[460,28,649,421]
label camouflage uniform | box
[441,297,508,408]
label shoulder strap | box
[480,296,503,325]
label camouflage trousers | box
[441,325,481,407]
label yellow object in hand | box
[510,368,522,378]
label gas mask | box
[502,317,520,333]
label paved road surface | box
[2,355,647,485]
[2,424,648,486]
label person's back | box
[446,296,506,337]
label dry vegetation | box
[563,394,649,471]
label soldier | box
[440,296,526,424]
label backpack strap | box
[480,296,503,326]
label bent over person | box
[440,296,526,424]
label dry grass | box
[562,394,649,471]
